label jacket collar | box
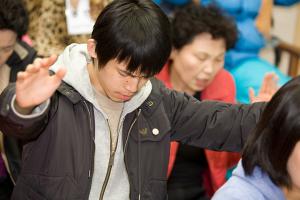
[56,78,165,115]
[139,78,164,117]
[57,82,83,104]
[6,41,29,68]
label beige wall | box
[260,3,300,75]
[294,4,300,47]
[272,4,299,44]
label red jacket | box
[156,64,240,193]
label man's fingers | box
[17,71,26,81]
[26,64,40,74]
[51,67,67,84]
[249,87,255,103]
[261,72,277,94]
[33,58,43,65]
[55,67,67,79]
[271,75,279,92]
[265,73,278,94]
[41,55,58,69]
[260,74,269,93]
[261,74,270,93]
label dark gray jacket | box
[0,78,265,200]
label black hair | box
[242,76,300,188]
[0,0,29,38]
[172,3,237,50]
[91,0,172,77]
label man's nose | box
[125,77,139,93]
[202,62,213,74]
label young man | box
[0,0,37,198]
[0,0,267,199]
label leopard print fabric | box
[23,0,112,56]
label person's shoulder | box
[6,41,37,72]
[150,77,170,94]
[214,68,234,83]
[212,175,266,200]
[15,40,37,64]
[149,77,192,107]
[206,68,235,91]
[201,69,235,102]
[18,40,37,57]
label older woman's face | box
[287,141,300,190]
[170,33,225,95]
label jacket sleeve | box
[166,90,265,152]
[0,84,51,140]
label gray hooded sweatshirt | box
[48,43,152,199]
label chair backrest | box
[275,40,300,77]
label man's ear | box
[87,39,97,59]
[170,48,177,60]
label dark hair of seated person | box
[171,3,238,51]
[242,76,300,188]
[0,0,29,38]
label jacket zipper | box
[83,100,95,196]
[99,112,123,200]
[138,110,142,200]
[123,109,141,199]
[99,119,114,200]
[123,109,141,154]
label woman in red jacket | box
[156,4,277,200]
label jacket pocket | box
[130,108,171,142]
[12,176,47,200]
[143,179,168,200]
[12,174,79,200]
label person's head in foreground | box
[168,3,237,95]
[86,0,172,102]
[244,76,300,197]
[213,76,300,200]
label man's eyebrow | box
[119,69,148,78]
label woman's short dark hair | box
[242,76,300,188]
[172,3,237,50]
[91,0,172,77]
[0,0,29,38]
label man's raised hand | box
[15,55,66,113]
[249,72,278,103]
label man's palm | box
[16,55,66,109]
[249,73,278,103]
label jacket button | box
[152,128,159,135]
